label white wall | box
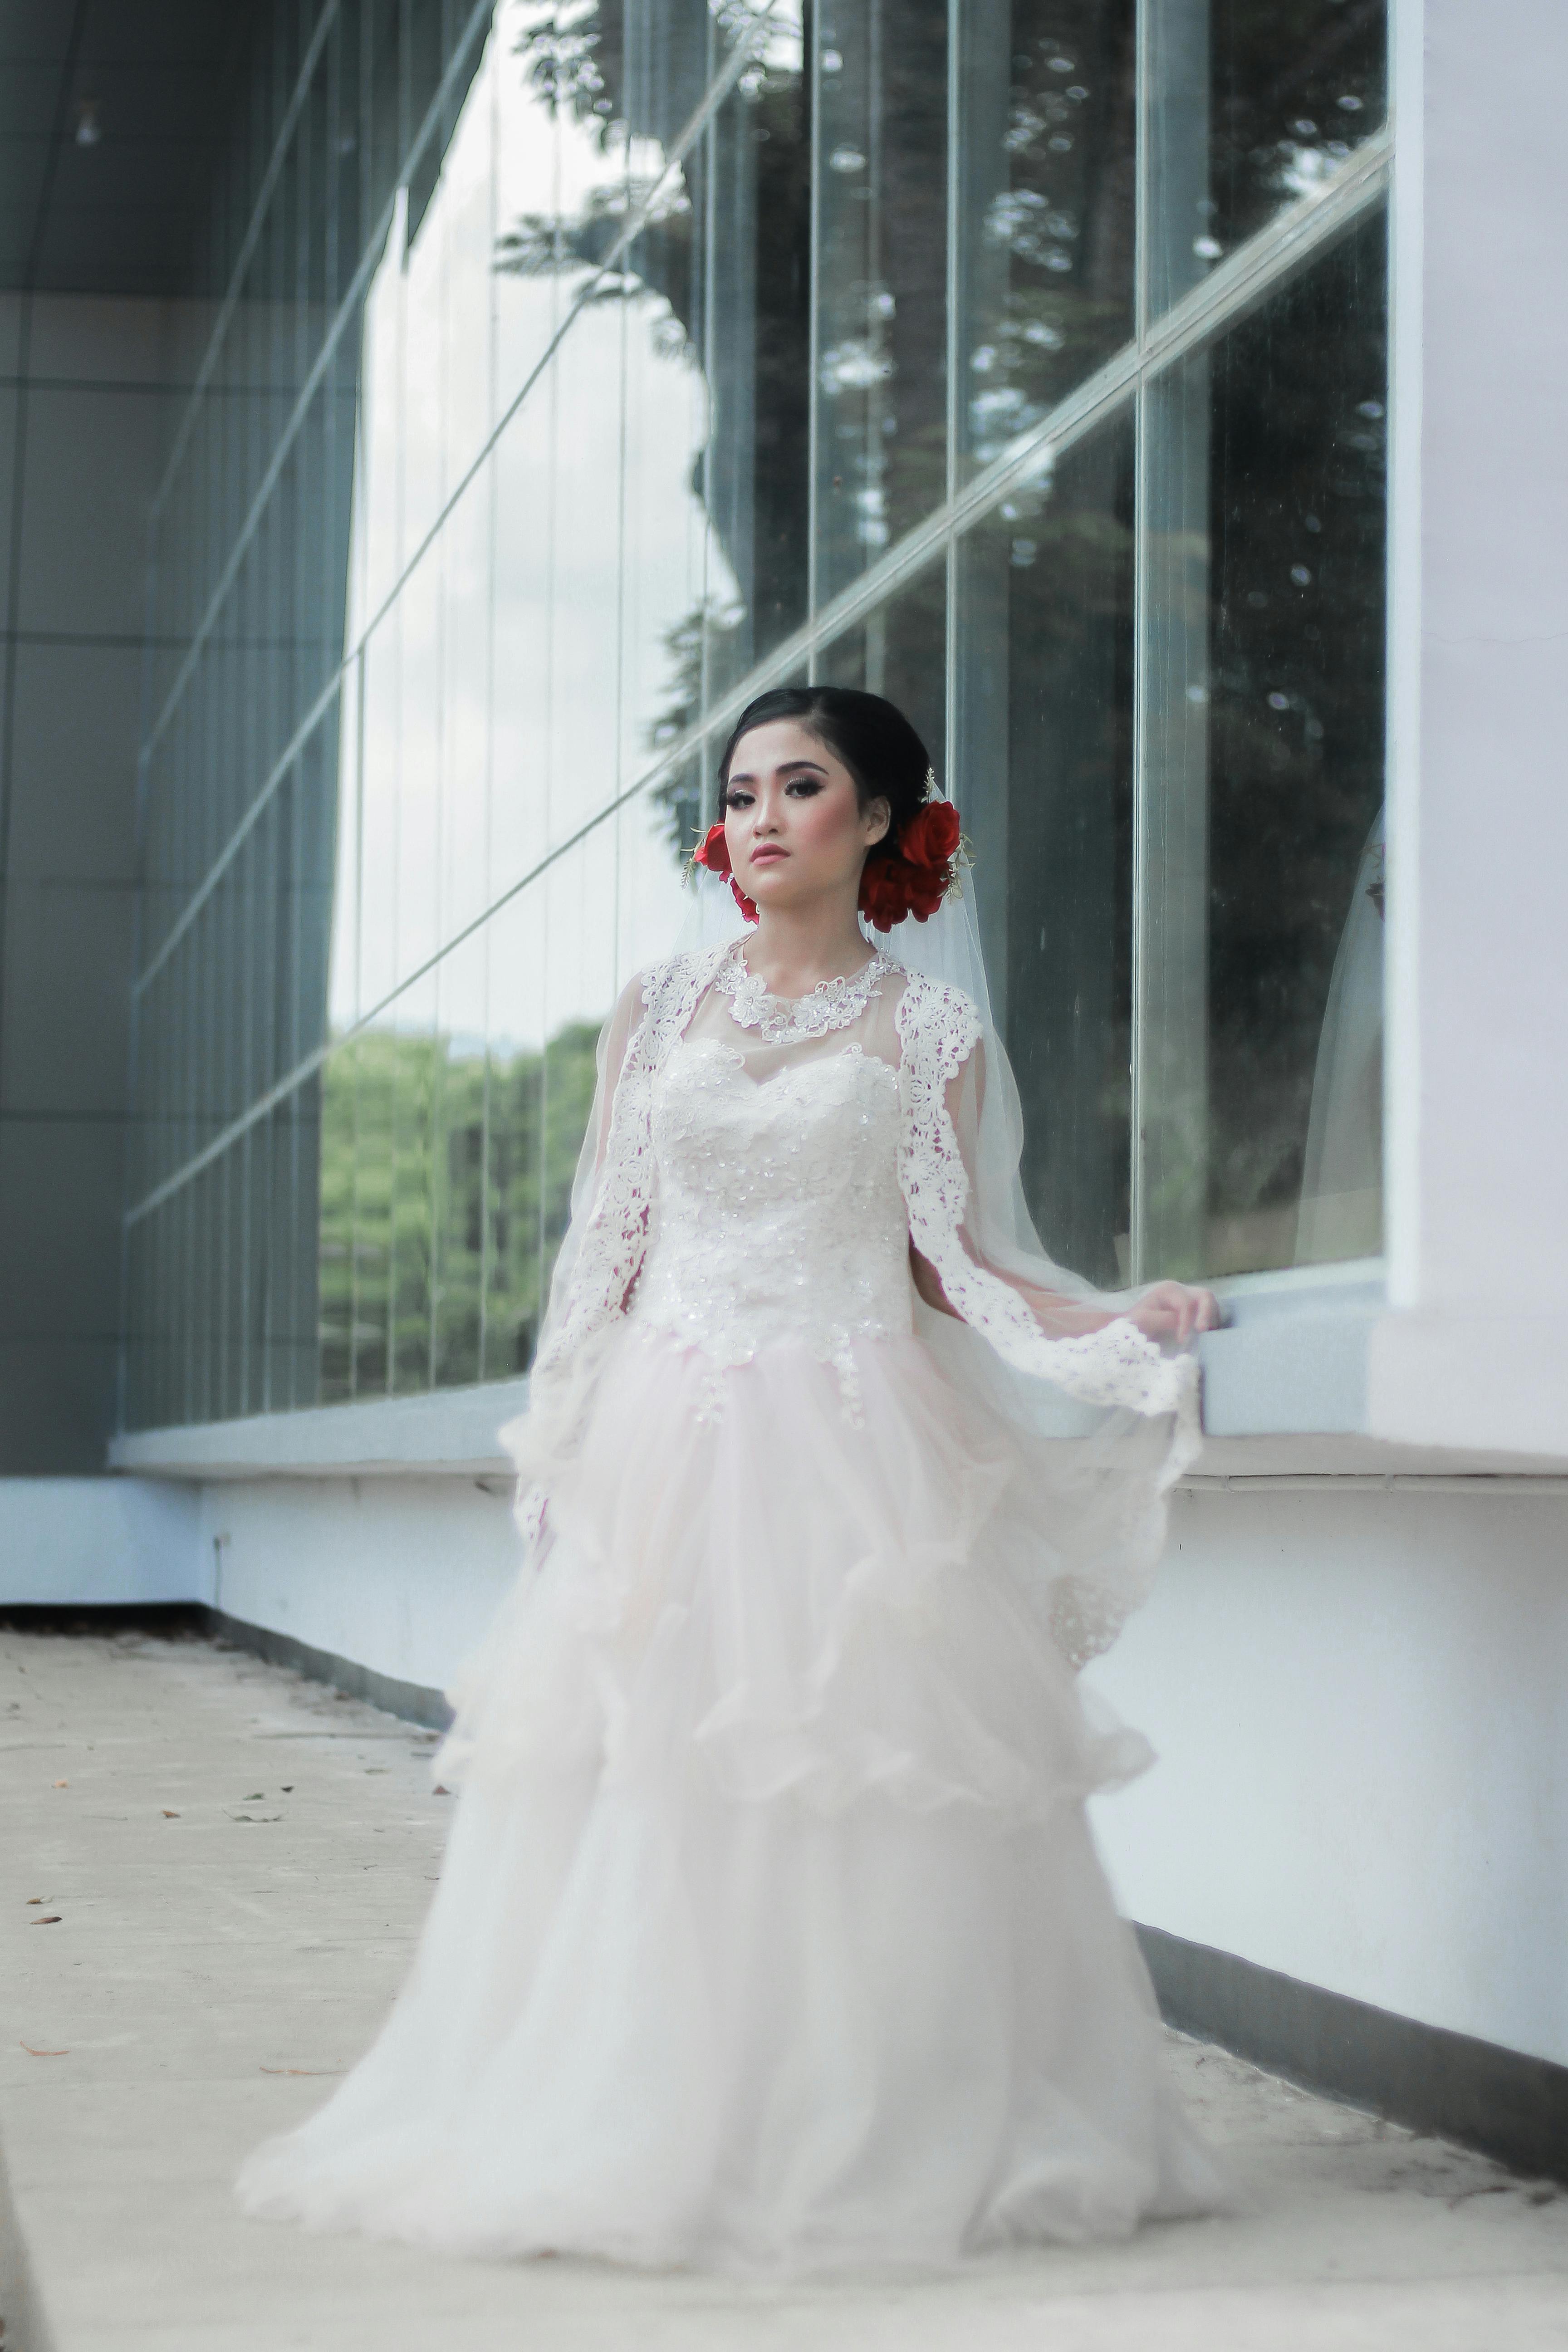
[0,1478,200,1605]
[1372,0,1568,1451]
[195,1475,524,1697]
[1088,1484,1568,2068]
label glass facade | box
[123,0,1390,1430]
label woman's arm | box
[913,1033,1219,1343]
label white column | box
[1369,0,1568,1452]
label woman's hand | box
[1126,1280,1221,1344]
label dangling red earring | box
[692,821,758,923]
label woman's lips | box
[750,846,788,863]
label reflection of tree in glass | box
[498,4,811,842]
[965,4,1135,468]
[317,1020,600,1402]
[1205,218,1386,1251]
[1207,0,1386,262]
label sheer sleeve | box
[894,976,1189,1420]
[911,1036,1128,1341]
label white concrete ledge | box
[1198,1271,1383,1438]
[102,1274,1568,1486]
[107,1379,530,1481]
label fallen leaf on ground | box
[434,1785,452,1796]
[52,1779,68,1788]
[26,1896,42,1905]
[20,2043,68,2056]
[30,1916,62,1926]
[260,2067,343,2077]
[243,1792,265,1800]
[280,1784,294,1793]
[161,1809,180,1818]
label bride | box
[238,686,1227,2270]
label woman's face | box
[722,720,889,913]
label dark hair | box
[717,686,933,871]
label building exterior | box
[1,0,1564,2168]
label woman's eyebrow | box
[727,757,830,784]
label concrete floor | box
[3,1626,1567,2352]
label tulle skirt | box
[236,1324,1226,2271]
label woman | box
[238,688,1226,2270]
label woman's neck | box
[743,895,875,999]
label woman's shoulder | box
[891,965,984,1062]
[636,942,729,1004]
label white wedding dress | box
[237,937,1227,2270]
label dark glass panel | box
[1202,214,1387,1270]
[814,0,949,596]
[1148,0,1387,317]
[958,0,1136,476]
[957,417,1135,1287]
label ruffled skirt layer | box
[236,1326,1226,2270]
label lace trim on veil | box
[892,972,1201,1664]
[893,973,1197,1421]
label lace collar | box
[713,937,893,1044]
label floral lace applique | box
[529,948,725,1404]
[713,937,894,1045]
[629,1036,909,1420]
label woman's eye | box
[785,779,823,797]
[726,790,755,808]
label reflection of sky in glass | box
[328,3,733,1050]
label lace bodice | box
[630,1039,912,1383]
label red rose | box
[857,798,962,931]
[858,857,910,933]
[693,821,757,923]
[898,799,962,872]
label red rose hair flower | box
[858,796,962,933]
[693,821,758,923]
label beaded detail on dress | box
[631,1037,911,1414]
[712,937,894,1045]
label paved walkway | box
[4,1624,1567,2352]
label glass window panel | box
[318,1041,356,1405]
[538,304,626,843]
[390,971,440,1394]
[353,1024,395,1396]
[956,416,1135,1287]
[1140,216,1387,1279]
[817,556,948,806]
[621,181,716,806]
[813,0,949,601]
[478,879,546,1384]
[699,45,811,690]
[433,931,490,1387]
[1147,0,1387,319]
[614,779,701,990]
[492,29,623,358]
[957,0,1136,479]
[392,556,445,998]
